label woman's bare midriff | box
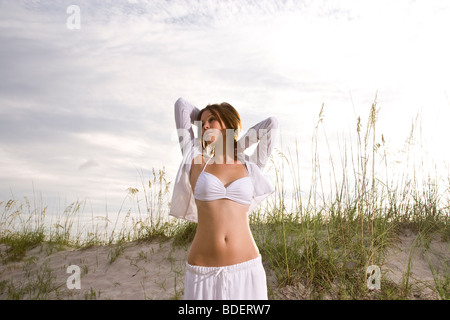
[187,199,260,267]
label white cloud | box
[79,158,99,170]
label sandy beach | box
[273,230,448,300]
[0,229,447,300]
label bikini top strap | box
[201,156,212,172]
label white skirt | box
[183,255,268,300]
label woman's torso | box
[187,156,260,267]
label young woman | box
[170,97,278,300]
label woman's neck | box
[212,153,236,164]
[209,134,237,164]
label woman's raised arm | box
[237,116,279,170]
[174,97,201,155]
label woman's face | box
[200,110,225,145]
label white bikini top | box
[194,157,254,205]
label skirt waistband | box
[186,255,262,275]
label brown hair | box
[197,102,242,159]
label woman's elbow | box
[268,116,279,129]
[174,97,185,109]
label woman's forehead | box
[201,109,213,121]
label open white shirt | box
[169,97,279,223]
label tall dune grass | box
[250,95,449,299]
[1,95,448,299]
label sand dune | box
[0,239,188,300]
[0,230,447,300]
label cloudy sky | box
[1,0,449,217]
